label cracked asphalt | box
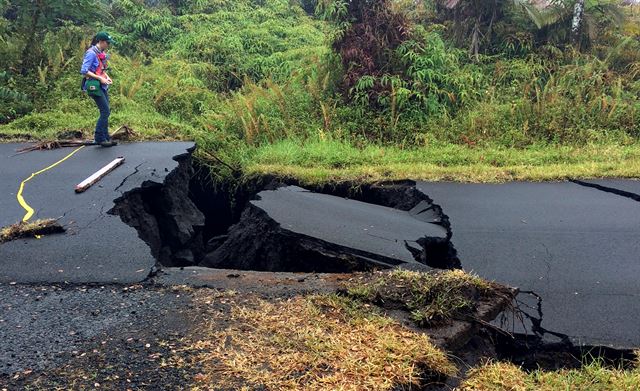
[417,180,640,348]
[2,141,639,383]
[251,185,447,266]
[0,142,195,284]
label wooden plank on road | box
[75,157,125,193]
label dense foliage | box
[0,0,638,173]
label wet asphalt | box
[0,142,194,284]
[1,142,639,381]
[416,181,640,348]
[252,185,448,266]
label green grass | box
[462,359,640,390]
[3,112,639,183]
[243,138,640,183]
[345,269,504,327]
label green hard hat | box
[95,31,115,44]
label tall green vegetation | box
[317,0,639,144]
[0,0,103,73]
[0,0,100,122]
[0,0,638,178]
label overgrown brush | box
[0,0,638,178]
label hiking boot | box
[99,140,118,147]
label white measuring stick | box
[75,157,125,193]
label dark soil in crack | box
[492,332,638,372]
[109,153,206,268]
[423,329,639,391]
[201,204,386,272]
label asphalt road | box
[2,141,639,348]
[585,179,640,195]
[416,181,640,348]
[252,185,448,266]
[0,142,195,284]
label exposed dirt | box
[109,153,206,267]
[201,203,402,272]
[491,332,638,372]
[340,271,517,351]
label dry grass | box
[460,360,640,391]
[0,218,64,243]
[189,293,456,390]
[346,269,504,327]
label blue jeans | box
[90,89,110,143]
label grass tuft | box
[346,269,503,327]
[0,219,64,243]
[461,359,640,391]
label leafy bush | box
[352,27,484,119]
[0,72,32,123]
[0,0,638,169]
[171,2,325,90]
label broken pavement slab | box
[416,181,640,348]
[202,185,456,272]
[0,142,197,284]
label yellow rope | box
[16,146,86,222]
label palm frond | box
[513,0,565,28]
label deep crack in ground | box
[103,152,638,373]
[114,161,145,193]
[110,158,460,272]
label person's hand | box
[99,76,112,85]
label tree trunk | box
[469,18,481,62]
[20,0,44,75]
[571,0,585,45]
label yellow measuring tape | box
[16,146,86,222]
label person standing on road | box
[80,31,117,147]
